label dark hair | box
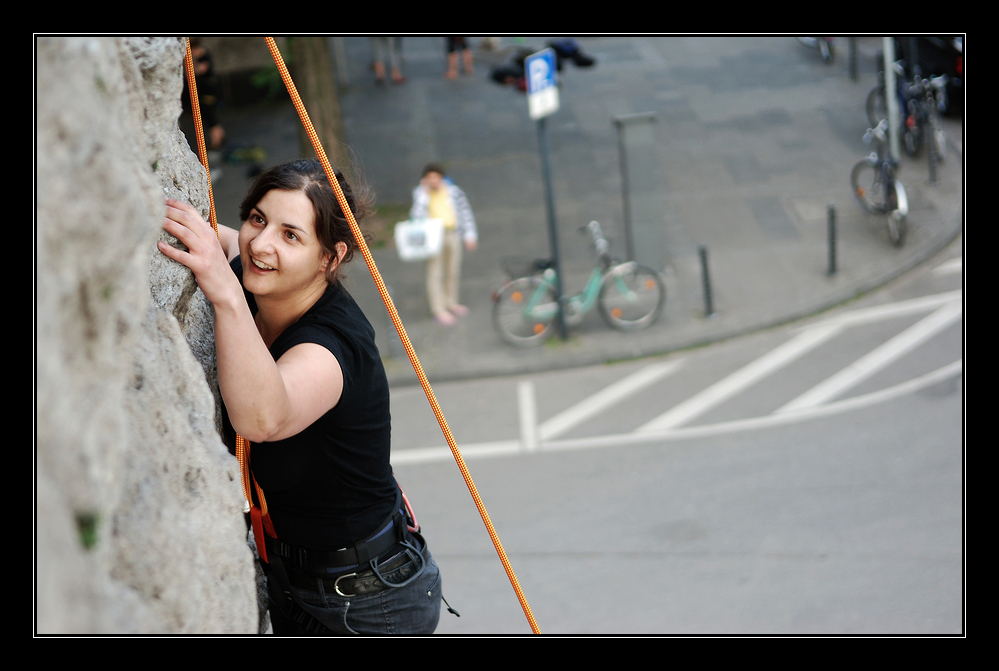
[422,163,446,178]
[239,159,368,284]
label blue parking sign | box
[526,48,559,119]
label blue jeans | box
[269,544,443,635]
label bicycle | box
[908,73,948,167]
[850,119,909,247]
[491,220,666,347]
[865,62,947,164]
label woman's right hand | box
[159,199,241,307]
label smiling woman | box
[158,159,444,635]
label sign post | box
[526,48,567,340]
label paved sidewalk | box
[212,36,963,387]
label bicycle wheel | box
[492,277,558,347]
[851,158,887,213]
[598,263,665,332]
[887,184,907,247]
[866,86,887,127]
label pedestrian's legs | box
[427,245,454,325]
[371,37,388,83]
[371,37,404,84]
[427,252,445,315]
[443,232,465,314]
[462,47,474,75]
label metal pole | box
[537,116,568,339]
[883,37,900,162]
[827,203,837,275]
[615,121,634,262]
[698,244,715,318]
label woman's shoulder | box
[275,283,377,367]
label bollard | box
[827,203,837,275]
[929,136,939,185]
[849,37,858,81]
[698,244,716,318]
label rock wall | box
[36,36,257,634]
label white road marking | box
[545,360,963,452]
[634,323,844,433]
[932,257,963,276]
[392,360,962,464]
[538,359,684,441]
[775,299,962,413]
[392,440,521,465]
[392,291,964,466]
[797,290,961,331]
[518,380,539,451]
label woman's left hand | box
[159,198,240,307]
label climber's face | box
[239,189,332,301]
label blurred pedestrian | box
[370,36,406,84]
[445,37,474,79]
[410,164,478,326]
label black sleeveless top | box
[224,257,397,550]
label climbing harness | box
[183,37,540,634]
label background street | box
[201,35,964,634]
[392,235,962,634]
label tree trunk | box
[289,37,349,176]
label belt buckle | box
[334,572,358,598]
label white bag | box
[394,218,444,262]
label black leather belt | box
[265,491,408,573]
[284,538,429,597]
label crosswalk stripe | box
[634,323,844,433]
[392,360,963,464]
[775,299,962,413]
[518,381,539,451]
[932,258,962,276]
[539,359,684,441]
[800,290,961,331]
[545,360,963,453]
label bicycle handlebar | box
[584,220,611,257]
[864,118,889,145]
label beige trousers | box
[426,230,462,315]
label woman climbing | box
[158,159,443,635]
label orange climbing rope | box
[182,40,219,234]
[184,40,269,555]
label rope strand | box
[185,39,254,515]
[265,37,540,635]
[183,38,218,235]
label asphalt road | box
[389,236,963,635]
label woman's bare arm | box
[159,199,342,442]
[217,224,240,262]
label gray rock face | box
[37,36,257,634]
